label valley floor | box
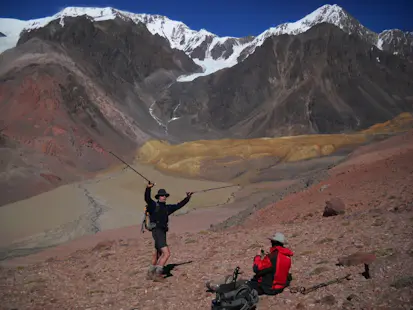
[0,160,239,260]
[1,130,413,309]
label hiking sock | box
[155,265,164,275]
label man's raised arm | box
[167,192,193,215]
[145,182,155,208]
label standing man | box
[145,181,193,281]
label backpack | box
[140,203,160,233]
[208,267,259,310]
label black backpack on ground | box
[207,267,259,310]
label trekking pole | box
[82,142,153,183]
[192,184,240,194]
[107,151,151,183]
[290,274,351,295]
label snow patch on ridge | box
[377,38,384,50]
[177,42,248,82]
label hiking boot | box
[150,265,166,282]
[146,265,156,280]
[146,269,155,280]
[152,273,166,282]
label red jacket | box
[253,245,293,294]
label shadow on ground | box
[163,260,193,278]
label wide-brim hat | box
[268,232,286,244]
[155,189,170,199]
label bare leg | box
[152,249,161,265]
[147,249,161,280]
[152,247,170,282]
[157,246,171,267]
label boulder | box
[337,252,376,266]
[323,197,345,217]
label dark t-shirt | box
[144,187,190,229]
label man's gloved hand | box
[186,192,193,197]
[147,181,155,188]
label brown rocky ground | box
[1,130,413,310]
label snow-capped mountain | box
[378,29,413,61]
[251,4,378,51]
[0,4,411,81]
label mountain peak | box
[378,29,413,60]
[262,3,354,37]
[199,28,215,36]
[317,3,346,13]
[1,4,412,78]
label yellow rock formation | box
[362,112,413,134]
[136,113,413,178]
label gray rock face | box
[189,35,214,60]
[18,16,201,82]
[16,15,203,138]
[155,23,413,140]
[378,30,413,62]
[209,37,254,60]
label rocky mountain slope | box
[0,15,200,206]
[0,4,412,206]
[154,23,413,139]
[1,129,412,310]
[1,5,412,80]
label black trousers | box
[246,279,265,295]
[247,278,284,296]
[152,228,167,251]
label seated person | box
[248,232,293,295]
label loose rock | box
[323,197,345,217]
[337,252,376,266]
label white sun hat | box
[268,232,286,244]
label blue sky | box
[1,0,412,37]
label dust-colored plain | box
[0,161,237,257]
